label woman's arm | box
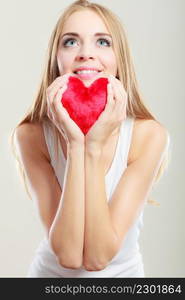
[83,121,169,271]
[15,124,85,269]
[49,142,85,269]
[45,74,86,269]
[83,145,119,271]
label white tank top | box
[27,117,145,277]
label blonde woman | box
[11,0,170,277]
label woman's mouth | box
[73,70,102,80]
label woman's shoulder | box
[133,118,166,135]
[128,118,168,165]
[16,120,50,162]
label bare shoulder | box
[15,121,50,162]
[134,118,168,138]
[128,118,168,165]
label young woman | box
[11,0,170,277]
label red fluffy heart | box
[61,76,108,134]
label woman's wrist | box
[67,141,85,156]
[85,141,103,157]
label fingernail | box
[108,77,112,83]
[63,73,70,79]
[107,83,112,89]
[64,76,70,83]
[108,74,113,81]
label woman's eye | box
[63,38,77,47]
[97,38,111,47]
[62,37,111,47]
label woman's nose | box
[77,55,94,61]
[75,46,95,61]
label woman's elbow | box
[83,240,119,271]
[83,261,108,271]
[58,255,82,269]
[49,237,83,269]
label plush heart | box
[61,76,108,135]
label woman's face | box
[57,9,117,83]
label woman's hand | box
[85,75,128,151]
[46,73,85,146]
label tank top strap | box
[119,116,135,167]
[42,119,54,161]
[42,119,63,166]
[42,119,66,188]
[105,116,135,199]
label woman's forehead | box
[62,10,110,34]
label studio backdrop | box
[0,0,184,277]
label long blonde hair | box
[9,0,171,205]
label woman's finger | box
[111,78,127,111]
[53,84,69,119]
[106,82,115,112]
[108,77,127,123]
[110,77,122,102]
[46,74,70,95]
[46,74,70,122]
[48,85,69,139]
[47,76,69,107]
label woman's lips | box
[74,71,102,80]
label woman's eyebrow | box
[61,32,112,38]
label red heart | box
[61,76,108,135]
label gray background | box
[1,0,184,277]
